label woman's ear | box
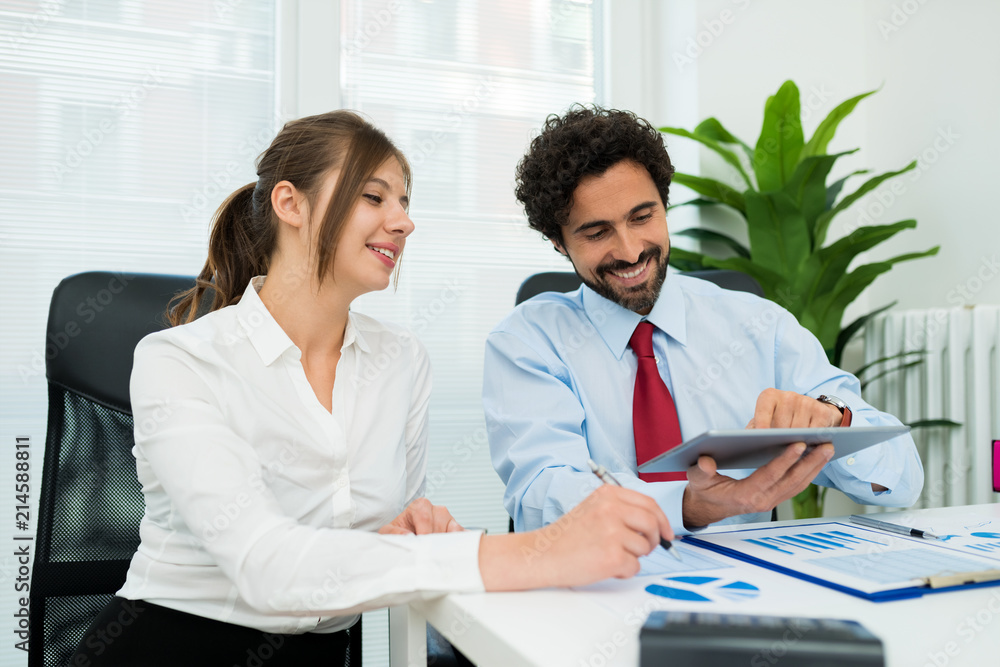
[271,180,307,228]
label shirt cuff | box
[827,443,903,497]
[416,530,486,594]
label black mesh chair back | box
[30,272,195,667]
[514,269,765,304]
[508,269,771,532]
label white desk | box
[390,504,1000,666]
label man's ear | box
[550,237,568,257]
[271,180,307,228]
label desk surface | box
[395,504,1000,667]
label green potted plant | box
[660,80,939,519]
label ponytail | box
[167,182,275,325]
[167,110,410,326]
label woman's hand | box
[478,485,673,591]
[378,497,463,535]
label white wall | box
[683,0,1000,313]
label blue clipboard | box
[682,522,1000,603]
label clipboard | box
[638,425,911,473]
[682,521,1000,602]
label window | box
[0,2,278,645]
[340,1,603,662]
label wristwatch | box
[817,395,852,427]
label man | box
[483,106,923,534]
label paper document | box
[685,522,1000,600]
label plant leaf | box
[907,419,963,429]
[754,80,804,192]
[698,256,785,297]
[744,190,811,278]
[860,360,925,390]
[667,198,719,210]
[813,161,918,246]
[831,300,897,367]
[693,117,755,163]
[806,220,918,301]
[668,247,711,272]
[672,173,746,214]
[812,249,935,350]
[853,350,926,382]
[661,126,753,188]
[782,150,857,247]
[673,228,750,258]
[801,88,878,158]
[826,169,869,211]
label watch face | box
[819,395,846,410]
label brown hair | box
[515,105,674,245]
[169,110,411,325]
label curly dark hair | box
[515,105,675,244]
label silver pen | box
[587,459,682,561]
[849,514,940,539]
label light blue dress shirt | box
[483,274,923,534]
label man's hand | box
[747,388,843,429]
[683,388,842,528]
[682,442,834,528]
[378,497,463,535]
[747,389,885,492]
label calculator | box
[639,611,884,666]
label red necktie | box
[630,321,686,482]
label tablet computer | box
[637,425,911,473]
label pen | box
[849,514,940,540]
[587,459,682,561]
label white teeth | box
[369,246,395,260]
[611,261,646,279]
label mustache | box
[597,247,661,276]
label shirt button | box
[846,457,856,465]
[654,356,660,364]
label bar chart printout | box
[687,523,1000,596]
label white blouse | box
[117,277,484,633]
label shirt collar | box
[581,271,688,360]
[236,276,370,366]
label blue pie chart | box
[645,576,760,603]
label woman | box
[72,111,672,666]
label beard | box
[577,246,670,314]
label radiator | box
[863,306,1000,508]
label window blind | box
[340,1,603,660]
[0,6,276,663]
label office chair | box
[30,272,199,667]
[507,269,772,533]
